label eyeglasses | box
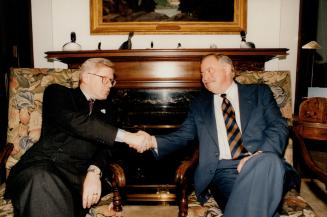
[87,73,116,86]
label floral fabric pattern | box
[6,68,80,171]
[235,70,292,120]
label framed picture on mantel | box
[90,0,247,34]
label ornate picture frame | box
[90,0,247,34]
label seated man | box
[142,54,292,217]
[5,58,150,217]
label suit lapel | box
[200,92,219,146]
[74,87,90,112]
[238,83,256,133]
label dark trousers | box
[209,153,285,217]
[7,161,86,217]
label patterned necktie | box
[88,99,94,115]
[221,94,247,160]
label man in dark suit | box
[145,54,289,217]
[5,58,150,217]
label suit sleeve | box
[43,84,118,147]
[260,85,288,155]
[156,102,198,159]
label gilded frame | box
[90,0,247,34]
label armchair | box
[0,68,126,217]
[174,71,318,217]
[292,97,327,187]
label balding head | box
[79,58,115,100]
[200,54,235,94]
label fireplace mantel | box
[46,48,288,89]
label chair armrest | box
[175,148,199,185]
[104,163,126,213]
[175,147,199,217]
[0,143,14,172]
[108,163,126,188]
[291,126,327,186]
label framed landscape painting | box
[90,0,247,34]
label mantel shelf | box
[45,48,288,69]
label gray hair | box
[201,53,235,76]
[79,58,114,79]
[202,53,233,66]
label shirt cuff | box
[152,136,158,154]
[115,129,127,143]
[87,165,102,177]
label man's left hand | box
[237,151,262,173]
[82,171,102,208]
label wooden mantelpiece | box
[45,48,288,88]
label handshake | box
[123,131,156,153]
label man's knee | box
[23,167,58,187]
[13,166,66,197]
[255,153,284,174]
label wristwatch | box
[87,165,102,177]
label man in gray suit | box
[5,58,150,217]
[143,54,288,217]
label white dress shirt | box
[214,82,242,160]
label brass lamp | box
[302,41,321,87]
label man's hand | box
[237,151,262,173]
[123,130,155,153]
[82,169,102,208]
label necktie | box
[221,94,247,160]
[88,99,94,115]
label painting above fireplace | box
[90,0,248,34]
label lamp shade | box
[302,41,321,49]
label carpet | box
[123,205,179,217]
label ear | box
[224,64,232,75]
[80,72,90,84]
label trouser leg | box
[209,159,239,211]
[223,153,285,217]
[10,164,75,217]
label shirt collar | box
[220,81,237,98]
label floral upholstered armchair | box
[0,68,125,217]
[175,71,318,217]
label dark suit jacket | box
[6,84,118,196]
[156,83,289,202]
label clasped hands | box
[123,131,156,153]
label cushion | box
[6,68,80,172]
[0,183,115,217]
[235,70,292,120]
[0,184,13,217]
[186,190,318,217]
